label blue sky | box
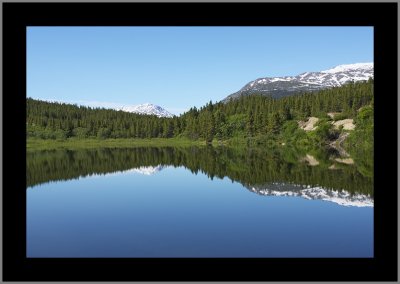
[27,27,373,115]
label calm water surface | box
[27,146,373,257]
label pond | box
[27,146,373,257]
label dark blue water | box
[27,164,373,258]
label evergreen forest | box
[27,79,374,151]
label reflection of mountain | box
[27,147,373,198]
[247,183,373,207]
[128,165,165,175]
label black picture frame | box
[3,2,398,281]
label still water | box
[27,146,373,257]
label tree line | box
[27,79,374,143]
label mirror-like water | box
[27,146,373,257]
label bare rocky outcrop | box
[298,117,319,131]
[327,112,340,119]
[298,116,355,132]
[332,119,355,130]
[300,154,320,166]
[335,158,355,165]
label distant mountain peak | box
[223,62,374,101]
[118,103,173,118]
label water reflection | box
[128,165,165,175]
[248,183,373,207]
[27,146,373,199]
[98,164,373,207]
[27,146,374,257]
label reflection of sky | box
[27,166,373,258]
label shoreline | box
[27,137,223,150]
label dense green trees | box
[27,101,177,140]
[344,105,374,177]
[27,79,374,143]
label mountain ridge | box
[223,62,374,102]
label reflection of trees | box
[27,146,373,196]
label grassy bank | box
[27,137,212,151]
[25,134,323,151]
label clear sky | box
[27,27,373,115]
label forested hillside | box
[27,79,373,146]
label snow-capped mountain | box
[223,62,374,101]
[247,182,373,207]
[117,103,173,118]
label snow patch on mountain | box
[321,62,373,74]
